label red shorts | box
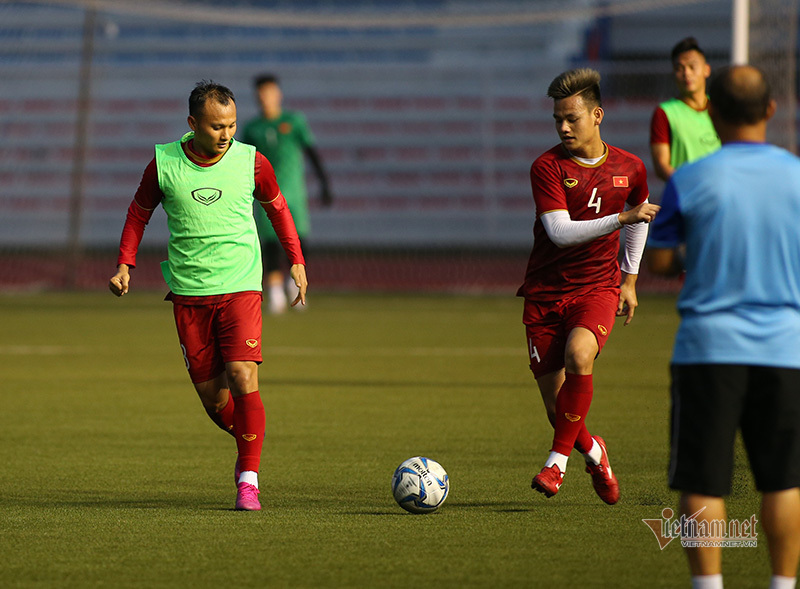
[170,291,263,384]
[523,287,619,379]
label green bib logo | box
[191,187,222,206]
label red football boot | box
[531,464,564,498]
[585,436,620,505]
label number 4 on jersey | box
[588,187,601,214]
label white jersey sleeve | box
[620,202,650,274]
[539,209,623,248]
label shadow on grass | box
[266,377,524,391]
[0,493,236,512]
[446,500,537,512]
[345,510,410,516]
[346,501,539,516]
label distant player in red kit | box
[518,68,660,503]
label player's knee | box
[564,345,596,373]
[226,362,257,395]
[199,396,228,415]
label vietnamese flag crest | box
[613,176,629,187]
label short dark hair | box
[188,80,236,118]
[708,65,772,125]
[547,68,602,108]
[671,37,706,64]
[254,73,280,88]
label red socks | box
[204,391,235,436]
[233,390,266,473]
[573,424,594,455]
[203,390,265,473]
[218,391,235,434]
[551,373,593,456]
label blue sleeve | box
[647,179,684,248]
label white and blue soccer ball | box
[391,456,449,514]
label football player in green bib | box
[109,81,307,511]
[650,37,721,181]
[242,74,332,314]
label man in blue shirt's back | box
[648,65,800,589]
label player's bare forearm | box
[109,264,131,297]
[289,264,308,307]
[647,247,683,277]
[654,165,674,182]
[650,143,674,181]
[617,272,638,326]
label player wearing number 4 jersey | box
[518,68,660,504]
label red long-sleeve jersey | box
[518,143,649,302]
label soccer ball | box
[391,456,449,514]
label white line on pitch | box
[0,345,84,355]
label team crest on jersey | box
[191,187,222,206]
[564,178,578,188]
[598,324,608,335]
[612,176,629,188]
[279,121,292,134]
[246,339,259,348]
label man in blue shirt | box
[648,65,800,589]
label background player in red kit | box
[108,81,307,511]
[519,68,660,503]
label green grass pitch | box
[0,292,769,587]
